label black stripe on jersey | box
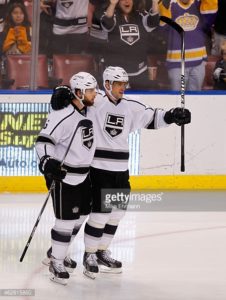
[94,149,129,160]
[50,110,75,135]
[63,165,90,174]
[85,223,104,238]
[36,135,55,145]
[124,98,154,110]
[145,109,157,129]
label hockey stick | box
[20,119,92,262]
[160,16,185,172]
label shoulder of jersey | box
[50,103,75,117]
[121,96,147,108]
[93,90,106,108]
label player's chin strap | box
[74,93,84,104]
[73,89,87,107]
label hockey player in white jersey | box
[82,66,191,279]
[48,67,191,279]
[35,72,97,285]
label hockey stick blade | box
[160,16,184,34]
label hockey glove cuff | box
[39,155,67,181]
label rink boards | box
[0,91,226,192]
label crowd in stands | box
[0,0,225,91]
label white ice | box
[0,193,226,300]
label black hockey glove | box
[164,108,191,126]
[51,85,75,110]
[39,155,67,181]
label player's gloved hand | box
[39,155,67,181]
[51,85,75,110]
[164,108,191,126]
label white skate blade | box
[99,265,122,274]
[42,257,50,266]
[49,274,68,285]
[83,268,97,280]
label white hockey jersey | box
[53,0,89,35]
[92,93,169,172]
[35,103,96,185]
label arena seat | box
[4,54,49,89]
[52,54,97,86]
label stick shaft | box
[160,16,186,172]
[19,184,53,262]
[180,31,185,172]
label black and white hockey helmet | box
[70,72,97,97]
[103,66,129,85]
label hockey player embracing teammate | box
[35,73,98,285]
[40,66,191,283]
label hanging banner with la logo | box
[119,24,140,46]
[104,113,125,138]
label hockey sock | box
[67,215,88,253]
[51,218,77,260]
[98,209,126,250]
[84,212,111,253]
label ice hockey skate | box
[42,247,77,273]
[96,250,122,274]
[49,257,70,285]
[83,252,99,279]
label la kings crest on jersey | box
[60,0,73,9]
[104,113,125,138]
[82,126,94,150]
[119,24,140,46]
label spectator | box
[0,0,25,50]
[213,42,226,90]
[87,0,109,83]
[100,0,160,90]
[39,0,56,57]
[1,2,31,55]
[159,0,218,91]
[211,0,226,56]
[50,0,89,54]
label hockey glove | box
[51,85,75,110]
[164,108,191,126]
[39,155,67,181]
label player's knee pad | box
[108,209,126,226]
[87,212,111,229]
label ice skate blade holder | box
[49,274,68,285]
[99,265,122,274]
[83,268,98,280]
